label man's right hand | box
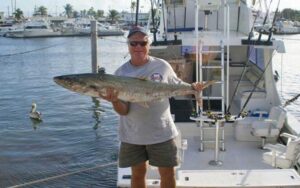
[99,88,119,102]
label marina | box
[2,18,125,38]
[1,0,300,187]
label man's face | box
[127,32,150,64]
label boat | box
[274,20,300,35]
[117,0,300,187]
[73,18,125,36]
[0,23,16,36]
[0,21,24,37]
[5,18,61,38]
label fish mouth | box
[53,76,64,85]
[53,75,73,88]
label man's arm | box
[99,88,129,115]
[112,100,129,116]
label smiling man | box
[101,26,204,188]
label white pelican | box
[30,102,42,121]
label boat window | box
[248,46,265,70]
[165,0,186,6]
[25,25,48,29]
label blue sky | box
[0,0,151,17]
[0,0,299,17]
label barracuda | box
[53,71,215,103]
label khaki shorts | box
[119,138,179,168]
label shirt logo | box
[150,73,163,82]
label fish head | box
[53,74,107,97]
[54,75,80,91]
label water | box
[0,34,300,187]
[0,36,129,187]
[273,34,300,119]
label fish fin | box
[203,80,217,89]
[137,102,149,108]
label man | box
[101,26,203,188]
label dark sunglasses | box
[129,41,148,47]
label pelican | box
[30,102,42,121]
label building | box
[119,11,149,26]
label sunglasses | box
[129,41,148,47]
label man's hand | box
[191,82,204,91]
[99,88,119,102]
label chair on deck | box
[251,106,287,148]
[263,133,300,168]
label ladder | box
[192,0,230,158]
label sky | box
[0,0,299,17]
[0,0,151,17]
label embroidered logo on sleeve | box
[150,73,163,82]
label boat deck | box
[118,121,300,187]
[179,132,272,171]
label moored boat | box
[117,0,300,187]
[274,20,300,35]
[5,18,61,38]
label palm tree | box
[87,7,96,18]
[38,6,47,16]
[13,8,24,21]
[108,9,120,24]
[96,10,104,19]
[64,4,73,18]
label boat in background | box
[5,18,61,38]
[73,18,125,36]
[274,20,300,35]
[117,0,300,187]
[0,21,24,37]
[4,17,125,38]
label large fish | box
[53,71,216,103]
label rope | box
[8,161,118,188]
[0,37,127,58]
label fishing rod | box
[150,0,157,43]
[161,0,167,41]
[257,0,273,42]
[237,50,277,118]
[236,0,241,32]
[135,0,140,26]
[284,94,300,107]
[267,0,280,42]
[226,1,263,116]
[172,0,178,41]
